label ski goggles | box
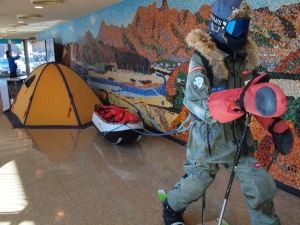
[211,14,251,37]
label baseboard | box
[275,180,300,198]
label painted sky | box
[38,0,299,44]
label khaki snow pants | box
[166,157,281,225]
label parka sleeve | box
[183,54,217,124]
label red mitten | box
[255,115,293,155]
[207,73,287,123]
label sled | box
[92,105,144,144]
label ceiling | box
[0,0,124,40]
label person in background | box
[6,50,20,78]
[161,0,292,224]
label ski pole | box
[202,191,206,225]
[217,113,251,225]
[266,149,279,171]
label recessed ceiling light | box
[34,6,44,8]
[31,0,63,5]
[9,23,28,27]
[16,14,42,19]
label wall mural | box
[38,0,300,193]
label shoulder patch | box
[193,77,204,90]
[189,66,203,74]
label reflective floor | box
[0,77,299,225]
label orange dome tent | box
[10,62,101,128]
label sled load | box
[92,105,144,144]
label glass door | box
[11,42,26,76]
[26,40,46,73]
[0,42,27,77]
[0,44,10,77]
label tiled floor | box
[0,77,299,225]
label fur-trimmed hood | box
[186,29,259,80]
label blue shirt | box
[7,55,20,72]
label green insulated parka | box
[184,29,260,163]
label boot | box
[163,199,185,225]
